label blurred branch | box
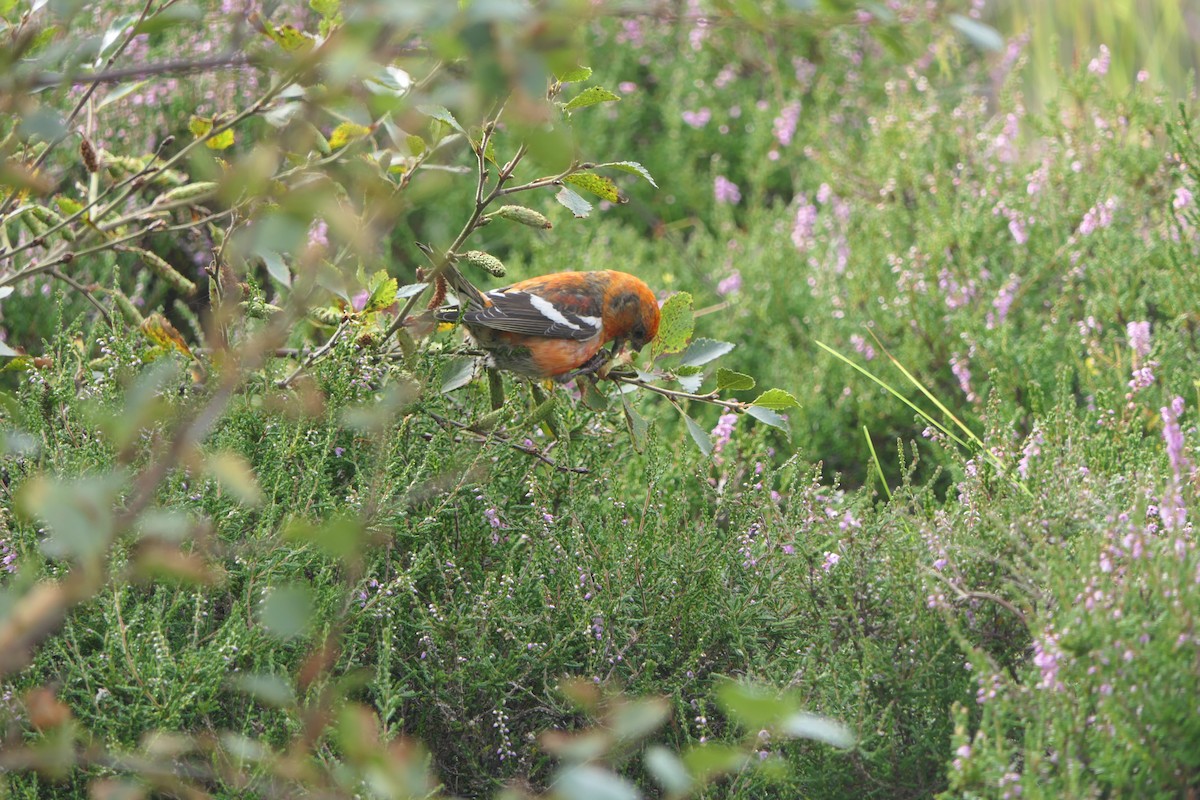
[19,51,256,91]
[48,267,112,326]
[425,411,589,474]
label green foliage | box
[1,0,1199,798]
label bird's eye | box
[631,323,647,346]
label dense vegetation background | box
[1,0,1199,797]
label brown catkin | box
[426,273,448,311]
[127,247,198,296]
[80,137,99,173]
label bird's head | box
[602,271,660,352]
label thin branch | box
[48,268,113,326]
[276,320,348,388]
[609,372,747,412]
[425,411,588,474]
[20,52,256,91]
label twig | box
[20,52,256,90]
[609,371,747,412]
[276,320,348,388]
[425,411,588,474]
[48,268,112,326]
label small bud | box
[80,137,99,173]
[491,205,552,230]
[462,250,506,278]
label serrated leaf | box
[780,712,855,748]
[188,116,213,138]
[716,368,755,391]
[747,405,789,432]
[396,282,429,298]
[440,357,475,393]
[651,292,694,359]
[261,250,291,287]
[265,21,314,52]
[329,122,372,150]
[564,172,622,203]
[579,376,609,410]
[556,66,592,83]
[677,373,703,393]
[364,270,398,312]
[206,128,234,151]
[555,186,592,218]
[563,85,621,112]
[949,13,1004,52]
[752,388,800,410]
[683,413,713,456]
[140,313,193,358]
[418,105,465,134]
[679,338,734,367]
[597,160,658,188]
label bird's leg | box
[559,349,611,382]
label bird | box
[434,268,660,380]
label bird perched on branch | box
[434,267,660,380]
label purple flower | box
[1078,197,1116,236]
[951,353,978,404]
[681,107,712,129]
[772,102,801,147]
[716,270,742,297]
[1126,321,1151,360]
[850,333,875,361]
[791,197,818,251]
[986,274,1021,329]
[307,218,329,249]
[1017,428,1043,479]
[1128,365,1156,392]
[1162,397,1192,482]
[618,81,637,94]
[821,551,840,571]
[1174,187,1193,211]
[713,175,741,205]
[1088,44,1110,76]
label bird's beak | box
[610,336,625,357]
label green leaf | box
[564,172,623,203]
[752,388,800,410]
[310,0,339,18]
[329,122,372,150]
[261,250,291,287]
[682,742,749,782]
[683,413,713,456]
[644,746,693,796]
[364,270,398,312]
[418,105,465,134]
[780,712,856,749]
[949,13,1004,52]
[264,21,314,52]
[620,393,647,452]
[747,405,789,432]
[207,451,263,506]
[0,340,17,358]
[563,85,621,112]
[406,133,426,156]
[555,186,592,218]
[651,292,694,359]
[596,160,658,188]
[555,65,593,83]
[283,513,364,562]
[134,3,201,35]
[610,697,670,742]
[54,196,83,217]
[259,584,314,640]
[679,338,734,367]
[231,674,296,708]
[206,128,234,151]
[19,474,123,563]
[716,368,755,392]
[96,80,149,111]
[441,357,475,393]
[188,116,213,138]
[715,681,788,730]
[396,282,429,298]
[553,765,642,800]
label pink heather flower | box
[850,333,875,361]
[950,353,978,404]
[0,536,15,573]
[351,290,370,311]
[712,412,738,453]
[1137,69,1149,83]
[986,274,1021,329]
[1078,198,1116,236]
[716,270,742,296]
[1018,427,1043,479]
[714,64,737,89]
[992,113,1020,163]
[1032,631,1064,691]
[1174,187,1193,211]
[686,0,708,50]
[1088,44,1110,76]
[713,175,741,205]
[681,107,712,128]
[1162,397,1192,481]
[791,197,818,251]
[1008,217,1028,244]
[1126,321,1151,360]
[821,551,841,571]
[615,19,643,47]
[938,269,977,310]
[618,81,637,94]
[1128,364,1156,392]
[772,102,801,147]
[792,57,816,89]
[307,218,329,249]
